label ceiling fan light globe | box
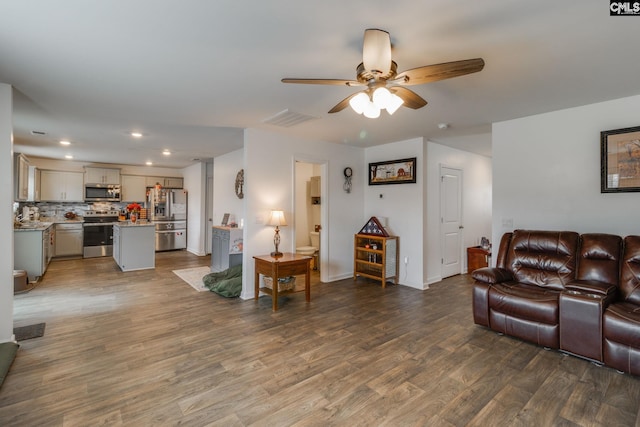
[386,93,404,115]
[372,87,392,109]
[349,92,369,114]
[363,101,381,119]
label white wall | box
[425,141,492,283]
[183,162,207,256]
[365,138,425,289]
[1,84,14,343]
[493,94,640,248]
[241,128,364,299]
[212,149,245,228]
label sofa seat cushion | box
[603,303,640,347]
[489,283,560,325]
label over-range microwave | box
[84,184,121,202]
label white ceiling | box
[2,1,639,168]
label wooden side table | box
[467,246,491,273]
[253,253,311,311]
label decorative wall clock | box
[343,167,352,193]
[235,169,244,199]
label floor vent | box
[263,109,317,128]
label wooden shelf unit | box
[353,234,399,288]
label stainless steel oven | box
[83,210,119,258]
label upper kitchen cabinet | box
[145,176,183,189]
[121,175,147,202]
[40,170,84,202]
[14,153,30,201]
[85,167,120,185]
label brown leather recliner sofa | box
[472,229,640,375]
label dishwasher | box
[54,222,84,257]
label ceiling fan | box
[282,29,484,118]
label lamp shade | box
[267,210,287,227]
[372,87,392,109]
[385,93,404,115]
[349,92,369,115]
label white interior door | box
[441,166,463,278]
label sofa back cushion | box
[576,233,622,286]
[507,230,579,291]
[621,235,640,304]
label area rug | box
[13,323,46,341]
[172,266,211,292]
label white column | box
[0,83,14,342]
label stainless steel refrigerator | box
[148,188,187,251]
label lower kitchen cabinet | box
[54,223,83,257]
[14,224,54,282]
[211,226,243,272]
[113,223,155,271]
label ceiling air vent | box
[263,109,317,128]
[30,130,47,135]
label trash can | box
[13,270,29,294]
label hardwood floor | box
[1,251,639,426]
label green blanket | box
[203,264,242,297]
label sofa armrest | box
[565,279,617,298]
[471,267,513,284]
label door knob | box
[459,225,464,229]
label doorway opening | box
[294,159,327,284]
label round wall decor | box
[235,169,244,199]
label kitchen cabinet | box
[211,226,243,272]
[145,176,183,189]
[14,153,30,201]
[85,167,120,184]
[353,234,398,288]
[113,223,155,271]
[121,175,147,202]
[14,224,54,282]
[40,170,84,201]
[28,166,41,201]
[54,223,83,257]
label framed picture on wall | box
[368,157,417,185]
[601,125,640,193]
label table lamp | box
[267,210,287,257]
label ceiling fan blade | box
[328,92,360,114]
[394,58,485,86]
[363,29,391,74]
[390,87,428,109]
[281,78,363,87]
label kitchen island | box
[113,222,155,272]
[14,221,54,282]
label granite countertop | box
[39,216,84,224]
[13,221,54,231]
[114,221,154,228]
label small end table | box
[254,253,311,311]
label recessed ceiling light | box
[438,123,450,130]
[162,150,171,156]
[60,140,71,145]
[131,132,143,138]
[146,161,153,166]
[65,154,73,159]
